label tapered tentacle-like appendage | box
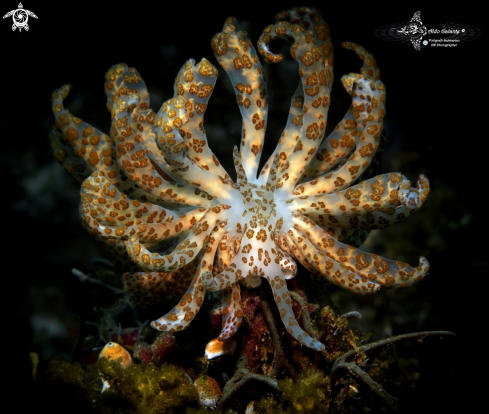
[51,6,431,352]
[293,42,385,195]
[291,214,428,292]
[122,263,197,307]
[150,271,206,333]
[172,58,230,180]
[289,173,430,230]
[212,17,268,182]
[211,282,244,341]
[257,8,334,197]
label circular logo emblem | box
[12,8,28,28]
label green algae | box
[97,359,199,413]
[41,356,199,414]
[254,367,331,414]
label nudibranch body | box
[50,7,430,352]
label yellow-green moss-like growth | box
[41,356,199,413]
[255,367,331,414]
[96,358,199,413]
